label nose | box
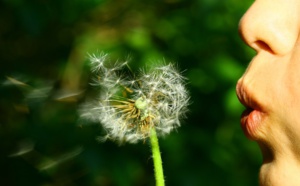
[239,1,300,55]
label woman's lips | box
[240,107,263,140]
[236,81,264,140]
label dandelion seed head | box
[80,53,189,143]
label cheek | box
[275,55,300,133]
[283,52,300,108]
[282,70,300,121]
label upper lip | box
[236,80,261,111]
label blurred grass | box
[0,0,261,185]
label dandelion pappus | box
[80,53,189,143]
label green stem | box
[150,128,165,186]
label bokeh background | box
[0,0,262,185]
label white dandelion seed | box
[80,53,190,143]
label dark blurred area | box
[0,0,262,185]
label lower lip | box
[241,108,263,140]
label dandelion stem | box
[150,128,165,186]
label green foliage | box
[0,0,261,185]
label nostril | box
[252,40,274,54]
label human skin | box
[236,0,300,185]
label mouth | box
[236,80,264,140]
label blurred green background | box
[0,0,262,185]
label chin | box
[258,142,300,186]
[259,163,300,186]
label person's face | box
[236,0,300,185]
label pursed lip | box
[236,79,265,139]
[236,80,261,111]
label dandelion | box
[80,52,189,186]
[81,53,189,143]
